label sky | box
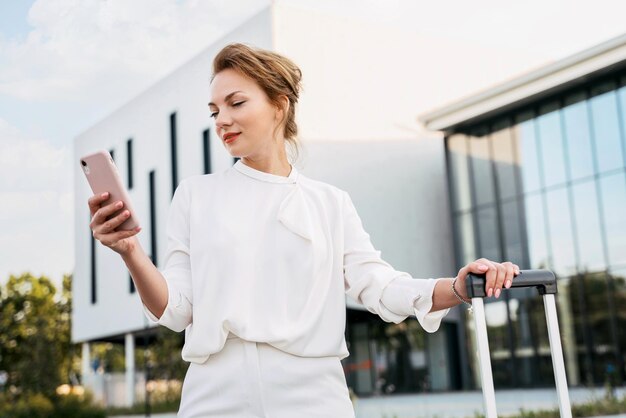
[0,0,625,286]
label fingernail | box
[495,288,501,298]
[101,192,108,198]
[488,288,493,297]
[116,201,123,208]
[506,280,512,288]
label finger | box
[98,209,131,235]
[93,199,126,228]
[88,192,110,217]
[466,261,490,276]
[101,226,142,246]
[477,258,497,297]
[504,262,517,289]
[457,261,489,283]
[493,263,508,298]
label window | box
[170,112,178,197]
[90,212,97,304]
[127,138,134,189]
[149,170,158,266]
[203,129,212,174]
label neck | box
[240,156,291,177]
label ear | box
[275,95,289,121]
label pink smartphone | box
[80,150,140,231]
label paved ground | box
[353,386,626,418]
[109,386,626,418]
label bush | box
[1,393,53,418]
[50,392,106,418]
[0,391,105,418]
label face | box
[209,68,285,159]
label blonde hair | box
[211,43,302,162]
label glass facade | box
[446,71,626,388]
[342,309,461,395]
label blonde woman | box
[88,43,519,418]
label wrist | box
[452,276,471,305]
[120,237,142,261]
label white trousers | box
[178,333,356,418]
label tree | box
[0,272,75,397]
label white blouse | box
[143,160,450,364]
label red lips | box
[223,132,240,143]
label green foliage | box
[0,391,105,418]
[146,327,188,381]
[106,397,181,416]
[0,272,77,397]
[49,392,106,418]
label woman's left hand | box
[456,258,520,299]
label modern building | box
[420,33,626,390]
[72,0,626,411]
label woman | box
[88,43,519,418]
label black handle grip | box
[465,269,557,298]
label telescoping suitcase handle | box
[466,269,572,418]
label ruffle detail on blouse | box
[277,184,314,241]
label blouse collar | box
[233,160,298,184]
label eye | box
[210,111,218,118]
[232,101,245,107]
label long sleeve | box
[341,191,449,332]
[142,179,193,332]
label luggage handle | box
[465,269,572,418]
[466,269,557,297]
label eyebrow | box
[208,91,244,107]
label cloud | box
[0,0,271,285]
[0,118,69,192]
[0,118,73,283]
[0,0,269,102]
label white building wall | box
[298,137,456,300]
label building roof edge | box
[418,33,626,133]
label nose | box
[214,109,232,133]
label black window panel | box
[127,138,134,189]
[149,170,158,267]
[170,112,178,198]
[203,129,212,174]
[90,213,97,304]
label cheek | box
[241,107,277,135]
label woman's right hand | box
[88,192,142,256]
